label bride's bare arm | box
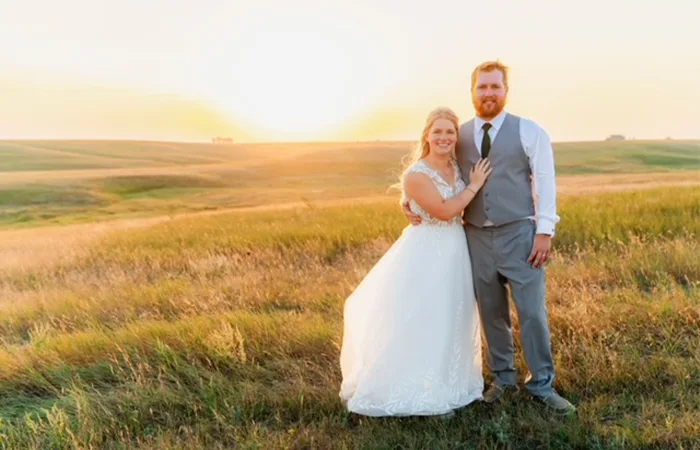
[402,159,492,222]
[403,173,479,221]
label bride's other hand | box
[469,159,493,190]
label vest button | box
[485,206,490,211]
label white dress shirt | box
[473,110,560,236]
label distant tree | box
[605,134,625,141]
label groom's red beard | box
[474,96,506,120]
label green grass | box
[96,175,229,199]
[0,186,698,448]
[0,185,115,227]
[556,186,700,250]
[553,140,700,174]
[0,141,226,172]
[1,139,698,230]
[0,186,107,208]
[0,140,370,172]
[1,139,698,173]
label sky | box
[1,0,699,143]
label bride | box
[339,107,492,417]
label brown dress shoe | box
[483,383,519,403]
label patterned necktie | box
[481,122,493,158]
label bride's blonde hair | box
[392,107,459,192]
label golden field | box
[0,139,698,449]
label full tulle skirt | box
[339,223,483,416]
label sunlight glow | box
[0,0,698,142]
[234,31,362,137]
[218,7,392,141]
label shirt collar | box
[475,110,507,132]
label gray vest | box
[457,113,534,227]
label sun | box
[229,29,374,140]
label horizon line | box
[1,137,698,146]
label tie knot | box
[482,123,493,131]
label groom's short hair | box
[471,60,509,90]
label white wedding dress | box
[339,159,484,417]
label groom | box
[402,60,575,414]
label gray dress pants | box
[464,219,555,397]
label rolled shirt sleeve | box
[520,119,560,235]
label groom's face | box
[472,70,508,120]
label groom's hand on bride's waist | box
[528,234,552,268]
[401,200,422,226]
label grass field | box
[0,140,699,448]
[1,139,699,230]
[2,140,699,174]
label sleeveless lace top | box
[403,159,466,226]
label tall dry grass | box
[0,186,698,449]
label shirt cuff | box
[536,218,556,236]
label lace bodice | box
[402,159,466,226]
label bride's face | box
[426,118,457,157]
